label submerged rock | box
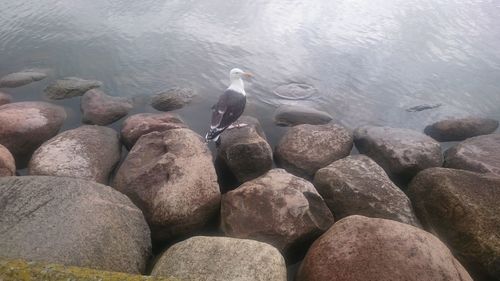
[120,112,187,149]
[0,144,15,177]
[405,103,442,112]
[151,236,287,281]
[114,128,220,241]
[81,89,133,125]
[221,169,334,257]
[444,134,500,176]
[424,117,499,141]
[273,83,318,100]
[151,87,195,111]
[274,105,333,126]
[0,102,66,168]
[0,176,151,274]
[29,125,121,184]
[296,215,473,281]
[275,123,353,178]
[408,168,500,280]
[217,116,272,183]
[44,77,102,100]
[0,70,47,88]
[0,92,11,106]
[314,155,420,226]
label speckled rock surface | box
[44,77,102,100]
[114,128,220,242]
[0,176,151,274]
[0,144,15,177]
[0,70,47,88]
[424,117,498,141]
[151,236,287,281]
[221,169,334,257]
[275,123,353,178]
[296,215,473,281]
[0,92,11,106]
[0,102,66,168]
[408,168,500,280]
[274,105,332,126]
[81,89,133,125]
[29,125,121,184]
[151,87,195,111]
[444,134,500,177]
[314,155,420,226]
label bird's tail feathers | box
[205,127,224,142]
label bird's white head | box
[229,68,253,83]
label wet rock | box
[424,117,499,141]
[0,92,11,106]
[296,215,473,281]
[120,113,187,150]
[217,116,272,182]
[151,236,287,281]
[28,125,121,184]
[0,144,15,177]
[44,77,102,100]
[444,134,500,176]
[406,103,442,112]
[274,105,333,126]
[0,102,66,168]
[408,168,500,280]
[314,155,420,226]
[114,128,220,241]
[275,123,353,178]
[354,126,442,184]
[0,70,47,88]
[273,83,318,100]
[221,169,334,257]
[0,176,151,274]
[81,89,133,125]
[151,87,195,111]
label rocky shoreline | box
[0,70,499,281]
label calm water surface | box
[1,0,500,145]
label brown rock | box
[0,144,15,177]
[120,113,187,150]
[274,105,333,126]
[221,169,334,257]
[114,128,220,241]
[408,168,500,280]
[151,87,195,111]
[0,92,11,106]
[0,70,47,88]
[44,77,102,100]
[275,123,353,178]
[81,89,133,125]
[424,117,498,141]
[0,102,66,168]
[296,215,473,281]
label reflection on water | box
[0,0,499,146]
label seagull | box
[205,68,253,143]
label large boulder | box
[313,155,419,226]
[114,128,220,241]
[151,87,195,111]
[120,113,187,150]
[0,176,151,274]
[424,117,498,142]
[296,215,473,281]
[81,89,133,125]
[151,236,287,281]
[0,102,66,167]
[275,123,353,178]
[0,70,47,88]
[408,168,500,280]
[217,116,272,183]
[444,134,500,177]
[0,144,15,177]
[44,77,102,100]
[0,92,11,106]
[274,105,333,126]
[28,125,121,184]
[221,169,334,257]
[354,126,442,184]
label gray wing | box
[211,89,246,129]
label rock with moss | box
[274,105,332,126]
[151,87,195,111]
[0,70,47,88]
[424,117,498,142]
[44,77,102,100]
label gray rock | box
[0,92,11,106]
[44,77,102,100]
[354,126,443,184]
[217,116,272,182]
[274,105,333,126]
[81,89,133,125]
[275,123,353,178]
[151,87,195,111]
[296,215,473,281]
[221,169,334,256]
[0,176,151,274]
[114,128,220,241]
[314,155,420,226]
[0,70,47,88]
[408,168,500,280]
[151,236,287,281]
[0,102,66,168]
[0,144,15,177]
[444,134,500,177]
[120,113,187,150]
[28,125,121,184]
[424,117,499,141]
[273,83,318,100]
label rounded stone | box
[424,117,499,141]
[44,77,102,100]
[274,105,332,126]
[81,89,133,125]
[0,92,11,106]
[0,144,15,177]
[151,87,195,111]
[0,70,47,88]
